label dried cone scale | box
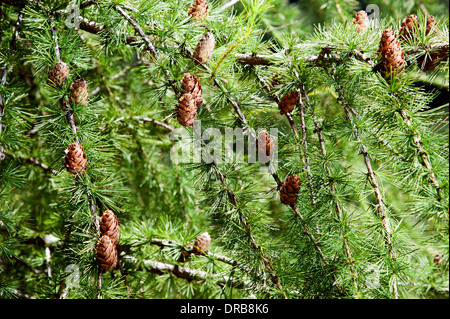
[47,62,69,88]
[353,10,369,32]
[278,91,299,115]
[192,232,211,255]
[64,142,87,175]
[100,210,119,246]
[280,174,301,205]
[377,29,406,78]
[70,78,89,106]
[189,0,209,22]
[177,93,197,127]
[193,32,215,65]
[96,235,118,272]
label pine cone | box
[100,210,119,246]
[70,78,89,106]
[256,130,274,159]
[47,62,69,88]
[417,50,448,72]
[96,235,118,272]
[64,142,87,175]
[353,10,369,32]
[177,249,191,263]
[434,254,443,264]
[188,0,209,22]
[278,91,299,115]
[193,32,215,65]
[399,14,419,40]
[192,232,211,255]
[280,174,301,205]
[177,93,197,127]
[426,15,436,35]
[378,29,406,78]
[181,73,203,106]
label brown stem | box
[312,114,359,292]
[398,108,442,200]
[334,82,399,299]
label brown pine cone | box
[188,0,209,22]
[177,93,197,127]
[47,62,69,88]
[353,10,369,33]
[426,15,436,35]
[278,91,299,115]
[70,78,89,106]
[96,235,118,272]
[256,130,274,159]
[177,249,191,263]
[99,210,119,246]
[193,32,215,65]
[378,29,399,56]
[192,232,211,255]
[64,142,87,175]
[280,174,301,205]
[378,29,406,78]
[181,73,203,106]
[399,14,419,40]
[434,254,443,264]
[417,50,448,72]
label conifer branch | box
[49,16,77,135]
[125,256,246,289]
[256,74,299,141]
[396,101,442,200]
[106,10,287,296]
[312,113,359,292]
[23,156,57,175]
[333,80,399,299]
[114,116,176,133]
[298,89,316,205]
[0,9,23,162]
[114,4,180,97]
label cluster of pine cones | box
[47,61,90,175]
[45,2,448,270]
[353,10,447,76]
[96,210,120,272]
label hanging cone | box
[64,142,87,175]
[280,174,301,205]
[377,29,406,78]
[399,14,419,40]
[353,10,369,32]
[256,130,274,159]
[47,62,69,88]
[278,91,299,115]
[181,73,203,106]
[188,0,209,22]
[193,32,215,65]
[177,93,197,127]
[70,78,89,106]
[100,210,119,246]
[96,235,118,272]
[192,232,211,255]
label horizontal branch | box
[114,116,176,133]
[123,255,245,289]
